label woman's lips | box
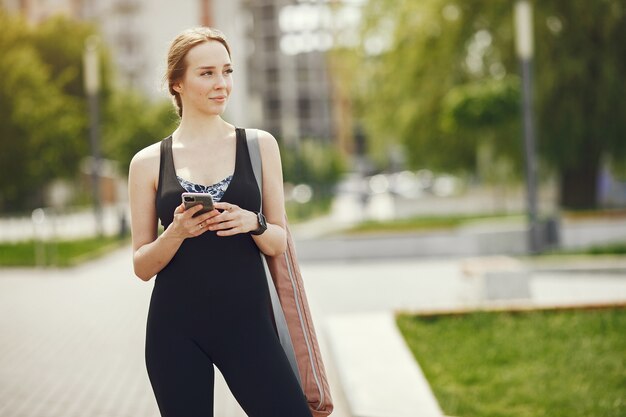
[210,96,226,102]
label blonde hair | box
[165,27,231,117]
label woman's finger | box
[213,202,238,212]
[174,203,185,214]
[182,204,205,218]
[216,226,239,236]
[193,219,209,234]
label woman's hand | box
[166,203,221,239]
[207,201,258,236]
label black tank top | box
[154,127,264,279]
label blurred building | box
[1,0,251,126]
[241,0,364,151]
[2,0,364,148]
[244,0,334,145]
[1,0,82,21]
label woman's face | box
[176,40,233,116]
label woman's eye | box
[225,68,234,74]
[201,71,213,76]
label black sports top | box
[155,127,263,269]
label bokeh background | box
[0,0,625,248]
[0,1,624,417]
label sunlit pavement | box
[0,247,253,417]
[1,243,625,417]
[0,247,160,417]
[0,246,352,417]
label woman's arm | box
[128,145,216,281]
[250,130,287,256]
[208,130,287,256]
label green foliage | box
[30,15,112,99]
[0,11,172,212]
[102,92,179,174]
[534,1,626,170]
[280,139,346,221]
[356,0,517,173]
[397,308,626,417]
[441,76,520,135]
[354,0,626,207]
[0,11,89,210]
[441,76,523,174]
[281,139,346,188]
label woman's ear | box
[172,81,182,94]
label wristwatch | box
[250,211,267,235]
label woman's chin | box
[202,106,227,116]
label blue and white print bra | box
[177,174,233,202]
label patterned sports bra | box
[177,175,233,202]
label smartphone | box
[181,192,215,217]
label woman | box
[128,27,313,417]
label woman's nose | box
[214,74,226,89]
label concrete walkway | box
[0,246,352,417]
[1,246,625,417]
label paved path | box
[0,246,352,417]
[0,247,158,417]
[1,244,625,417]
[293,216,626,261]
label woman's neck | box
[173,112,234,145]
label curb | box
[324,311,444,417]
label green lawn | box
[396,308,626,417]
[549,241,626,256]
[343,213,523,235]
[0,235,128,267]
[286,196,333,223]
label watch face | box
[258,212,267,228]
[251,212,267,235]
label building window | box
[264,34,277,52]
[298,98,311,119]
[266,97,281,120]
[267,67,279,85]
[261,4,274,21]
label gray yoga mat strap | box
[245,128,302,387]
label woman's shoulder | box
[251,128,277,142]
[247,128,279,152]
[129,139,165,171]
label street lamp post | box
[514,1,541,254]
[83,36,104,237]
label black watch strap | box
[250,211,267,235]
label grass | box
[286,196,334,223]
[0,235,129,267]
[344,213,523,235]
[585,242,626,255]
[544,241,626,256]
[561,208,626,220]
[396,308,626,417]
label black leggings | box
[145,261,313,417]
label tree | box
[0,11,120,212]
[0,11,85,211]
[356,0,517,173]
[101,91,179,174]
[534,0,626,208]
[355,0,626,208]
